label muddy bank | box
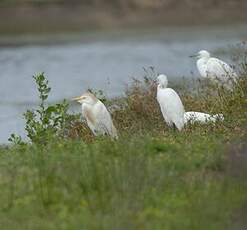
[0,0,247,34]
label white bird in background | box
[184,112,224,125]
[157,74,185,131]
[72,92,118,139]
[190,50,238,90]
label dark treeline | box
[0,0,246,34]
[0,0,246,9]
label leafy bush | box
[24,73,71,144]
[9,73,73,145]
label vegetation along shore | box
[0,44,246,229]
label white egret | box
[156,74,185,131]
[191,50,238,90]
[184,111,224,125]
[72,92,118,139]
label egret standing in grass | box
[156,74,185,131]
[190,50,238,90]
[184,111,224,125]
[72,92,118,139]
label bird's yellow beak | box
[71,96,82,102]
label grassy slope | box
[0,64,247,229]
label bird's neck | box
[81,103,93,112]
[82,101,97,107]
[197,58,209,77]
[158,83,167,89]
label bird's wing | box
[184,111,214,124]
[184,112,198,124]
[81,104,98,135]
[166,89,185,118]
[158,89,185,129]
[207,58,237,81]
[94,102,116,137]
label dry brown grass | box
[112,77,165,135]
[66,66,247,142]
[66,120,94,142]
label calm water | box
[0,25,246,143]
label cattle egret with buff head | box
[72,92,118,139]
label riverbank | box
[0,65,247,229]
[1,32,246,143]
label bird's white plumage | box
[184,111,224,124]
[73,92,118,139]
[157,74,185,131]
[194,50,237,90]
[93,101,118,137]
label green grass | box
[0,63,247,229]
[0,133,246,229]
